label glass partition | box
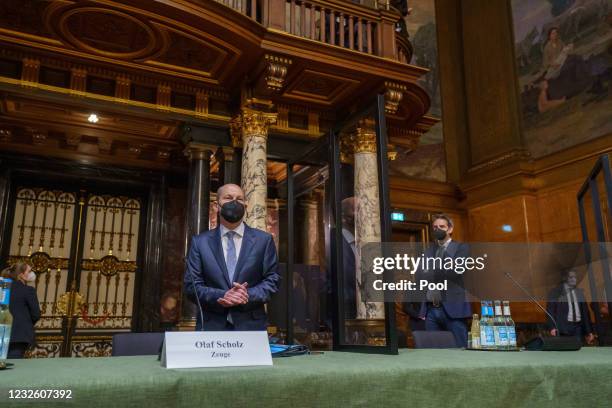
[285,94,397,353]
[577,154,612,344]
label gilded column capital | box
[241,108,277,140]
[353,118,377,154]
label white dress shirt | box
[342,227,357,257]
[564,283,581,322]
[220,222,245,267]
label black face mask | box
[432,228,447,241]
[219,200,245,223]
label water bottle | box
[0,278,14,366]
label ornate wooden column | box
[240,108,277,231]
[352,118,384,319]
[180,142,214,327]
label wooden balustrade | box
[214,0,400,59]
[216,0,262,22]
[283,0,379,55]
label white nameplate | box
[160,331,272,369]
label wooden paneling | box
[461,0,523,166]
[537,181,583,243]
[434,0,470,183]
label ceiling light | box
[88,113,99,123]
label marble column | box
[299,198,320,266]
[240,108,277,231]
[180,143,214,327]
[353,118,384,319]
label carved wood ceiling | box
[0,0,434,164]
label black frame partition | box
[285,134,330,346]
[577,154,612,338]
[286,94,397,354]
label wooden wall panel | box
[536,181,583,243]
[460,0,523,166]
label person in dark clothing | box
[1,262,41,358]
[546,269,595,345]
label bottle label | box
[472,336,480,349]
[488,306,494,317]
[498,326,508,345]
[0,278,12,306]
[481,305,487,317]
[507,327,517,346]
[495,305,502,316]
[0,324,12,359]
[0,288,9,306]
[480,327,487,347]
[485,326,495,347]
[503,305,511,316]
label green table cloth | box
[2,348,612,407]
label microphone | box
[186,254,205,331]
[504,271,581,351]
[504,271,559,333]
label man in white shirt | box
[546,269,595,344]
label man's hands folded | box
[218,282,249,307]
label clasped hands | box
[217,282,249,307]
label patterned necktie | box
[226,230,237,283]
[435,244,445,259]
[569,289,576,322]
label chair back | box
[412,331,458,349]
[112,332,164,356]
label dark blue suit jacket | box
[417,241,472,319]
[546,285,593,335]
[183,224,281,331]
[8,280,40,345]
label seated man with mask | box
[183,183,281,331]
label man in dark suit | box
[1,262,41,358]
[340,197,357,320]
[324,197,357,328]
[546,269,595,345]
[417,214,471,347]
[183,184,281,331]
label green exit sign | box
[391,212,405,222]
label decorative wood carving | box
[384,82,406,115]
[59,8,156,59]
[0,0,431,157]
[229,115,242,148]
[70,67,87,95]
[21,57,40,84]
[263,54,292,92]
